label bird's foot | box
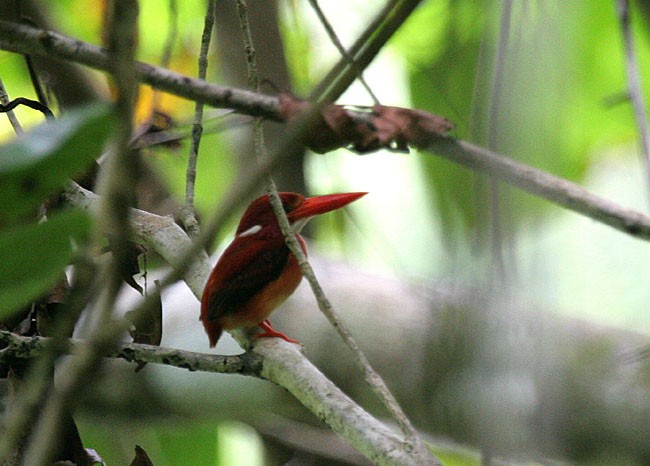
[256,320,300,344]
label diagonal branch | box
[60,183,435,466]
[308,0,424,102]
[307,0,379,104]
[615,0,650,202]
[1,20,650,242]
[234,4,434,461]
[427,138,650,240]
[181,0,216,237]
[0,20,280,120]
[0,329,421,466]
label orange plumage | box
[200,192,366,347]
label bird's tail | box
[202,318,223,348]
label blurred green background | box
[1,0,650,464]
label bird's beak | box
[287,192,367,231]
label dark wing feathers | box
[205,241,290,321]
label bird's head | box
[235,192,367,240]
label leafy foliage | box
[0,104,111,319]
[0,208,90,319]
[0,104,111,223]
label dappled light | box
[0,1,649,465]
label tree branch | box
[0,20,280,120]
[615,0,650,200]
[426,138,650,240]
[0,328,424,465]
[20,3,142,464]
[181,0,215,237]
[61,183,432,466]
[0,331,262,376]
[2,19,650,242]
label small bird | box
[200,191,367,347]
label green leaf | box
[0,104,112,223]
[0,209,91,319]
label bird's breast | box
[218,252,303,329]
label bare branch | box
[0,20,280,120]
[181,0,216,237]
[426,138,650,240]
[615,0,650,202]
[309,0,424,102]
[307,0,379,104]
[0,331,262,376]
[2,20,648,242]
[61,182,433,465]
[20,3,142,465]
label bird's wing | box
[202,238,290,321]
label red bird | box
[201,191,367,347]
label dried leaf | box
[278,94,348,153]
[107,237,145,295]
[129,445,155,466]
[46,275,70,305]
[132,111,182,151]
[126,281,163,371]
[371,105,455,149]
[277,94,453,154]
[37,275,71,337]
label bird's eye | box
[282,198,300,213]
[282,202,293,213]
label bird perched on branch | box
[200,191,367,348]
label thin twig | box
[235,0,268,156]
[235,3,434,461]
[0,95,53,121]
[236,1,431,461]
[19,3,141,465]
[152,0,178,110]
[2,20,650,242]
[233,0,276,193]
[61,184,431,466]
[615,0,650,204]
[485,0,514,277]
[307,0,379,104]
[309,0,424,103]
[0,331,263,376]
[182,0,216,237]
[0,78,23,133]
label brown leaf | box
[47,275,70,305]
[278,94,349,153]
[129,445,155,466]
[277,93,312,119]
[371,105,455,149]
[277,94,453,154]
[126,281,163,371]
[37,276,72,337]
[107,237,146,295]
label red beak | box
[288,192,367,221]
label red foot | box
[256,320,300,344]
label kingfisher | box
[200,191,367,347]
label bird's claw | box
[256,320,300,344]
